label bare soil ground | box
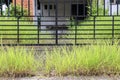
[0,76,120,80]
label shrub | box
[87,0,108,15]
[5,4,28,17]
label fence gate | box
[0,0,120,46]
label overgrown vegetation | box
[0,46,41,77]
[1,43,120,77]
[5,4,28,17]
[44,43,120,76]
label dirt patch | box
[0,76,120,80]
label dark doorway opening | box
[71,4,88,20]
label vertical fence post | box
[90,0,92,16]
[93,16,96,39]
[83,0,85,17]
[112,16,114,45]
[28,0,30,16]
[97,0,99,16]
[75,18,78,45]
[14,0,16,17]
[103,0,105,16]
[21,0,23,16]
[37,16,41,44]
[8,0,10,16]
[34,0,37,16]
[117,2,119,15]
[110,1,112,16]
[55,0,58,45]
[48,0,50,16]
[17,16,20,44]
[0,0,3,16]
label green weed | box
[0,46,41,77]
[44,43,120,76]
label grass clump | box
[0,46,40,77]
[44,43,120,76]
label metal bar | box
[70,0,72,16]
[75,19,77,45]
[17,17,20,44]
[117,1,119,15]
[37,17,41,44]
[93,16,96,39]
[48,0,50,16]
[28,0,30,16]
[83,0,85,17]
[63,0,65,16]
[70,0,72,29]
[35,0,37,16]
[110,1,112,16]
[0,0,3,16]
[104,0,105,16]
[41,1,43,16]
[21,0,23,16]
[75,0,79,44]
[8,0,10,16]
[14,0,16,16]
[90,0,92,16]
[55,0,58,44]
[112,16,114,45]
[97,0,99,16]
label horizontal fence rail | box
[0,16,119,46]
[0,0,119,46]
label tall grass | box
[1,43,120,77]
[0,46,41,77]
[44,43,120,76]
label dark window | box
[71,4,88,20]
[37,0,40,10]
[49,5,52,9]
[44,5,47,10]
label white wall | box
[109,4,120,15]
[37,0,85,33]
[104,0,120,15]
